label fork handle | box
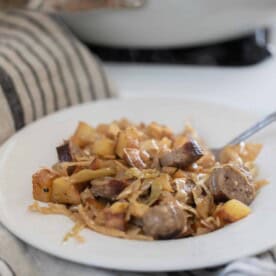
[227,111,276,145]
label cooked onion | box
[30,120,265,241]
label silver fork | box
[211,111,276,159]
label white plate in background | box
[61,0,276,47]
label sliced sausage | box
[56,143,72,162]
[142,203,186,239]
[205,165,255,205]
[104,211,126,231]
[90,177,127,200]
[159,140,203,169]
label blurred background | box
[2,0,276,111]
[52,0,275,66]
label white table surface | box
[105,58,276,116]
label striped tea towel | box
[0,9,114,144]
[0,10,276,276]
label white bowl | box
[0,98,276,271]
[60,0,276,48]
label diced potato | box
[116,118,132,130]
[92,138,115,157]
[51,176,81,205]
[115,127,140,158]
[173,135,189,149]
[96,123,109,135]
[146,122,173,140]
[158,137,173,153]
[216,199,251,223]
[196,152,216,169]
[32,169,57,202]
[109,202,129,214]
[71,122,96,147]
[107,123,121,139]
[182,123,200,140]
[128,202,149,218]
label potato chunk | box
[216,199,251,223]
[32,169,57,202]
[128,202,149,218]
[52,176,82,205]
[71,121,96,147]
[92,138,115,157]
[146,122,173,140]
[109,202,129,214]
[107,123,120,139]
[115,127,140,158]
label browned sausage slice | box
[205,165,255,205]
[56,143,72,162]
[91,177,127,200]
[159,140,203,169]
[142,203,186,239]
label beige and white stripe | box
[0,10,115,145]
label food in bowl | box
[30,119,266,241]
